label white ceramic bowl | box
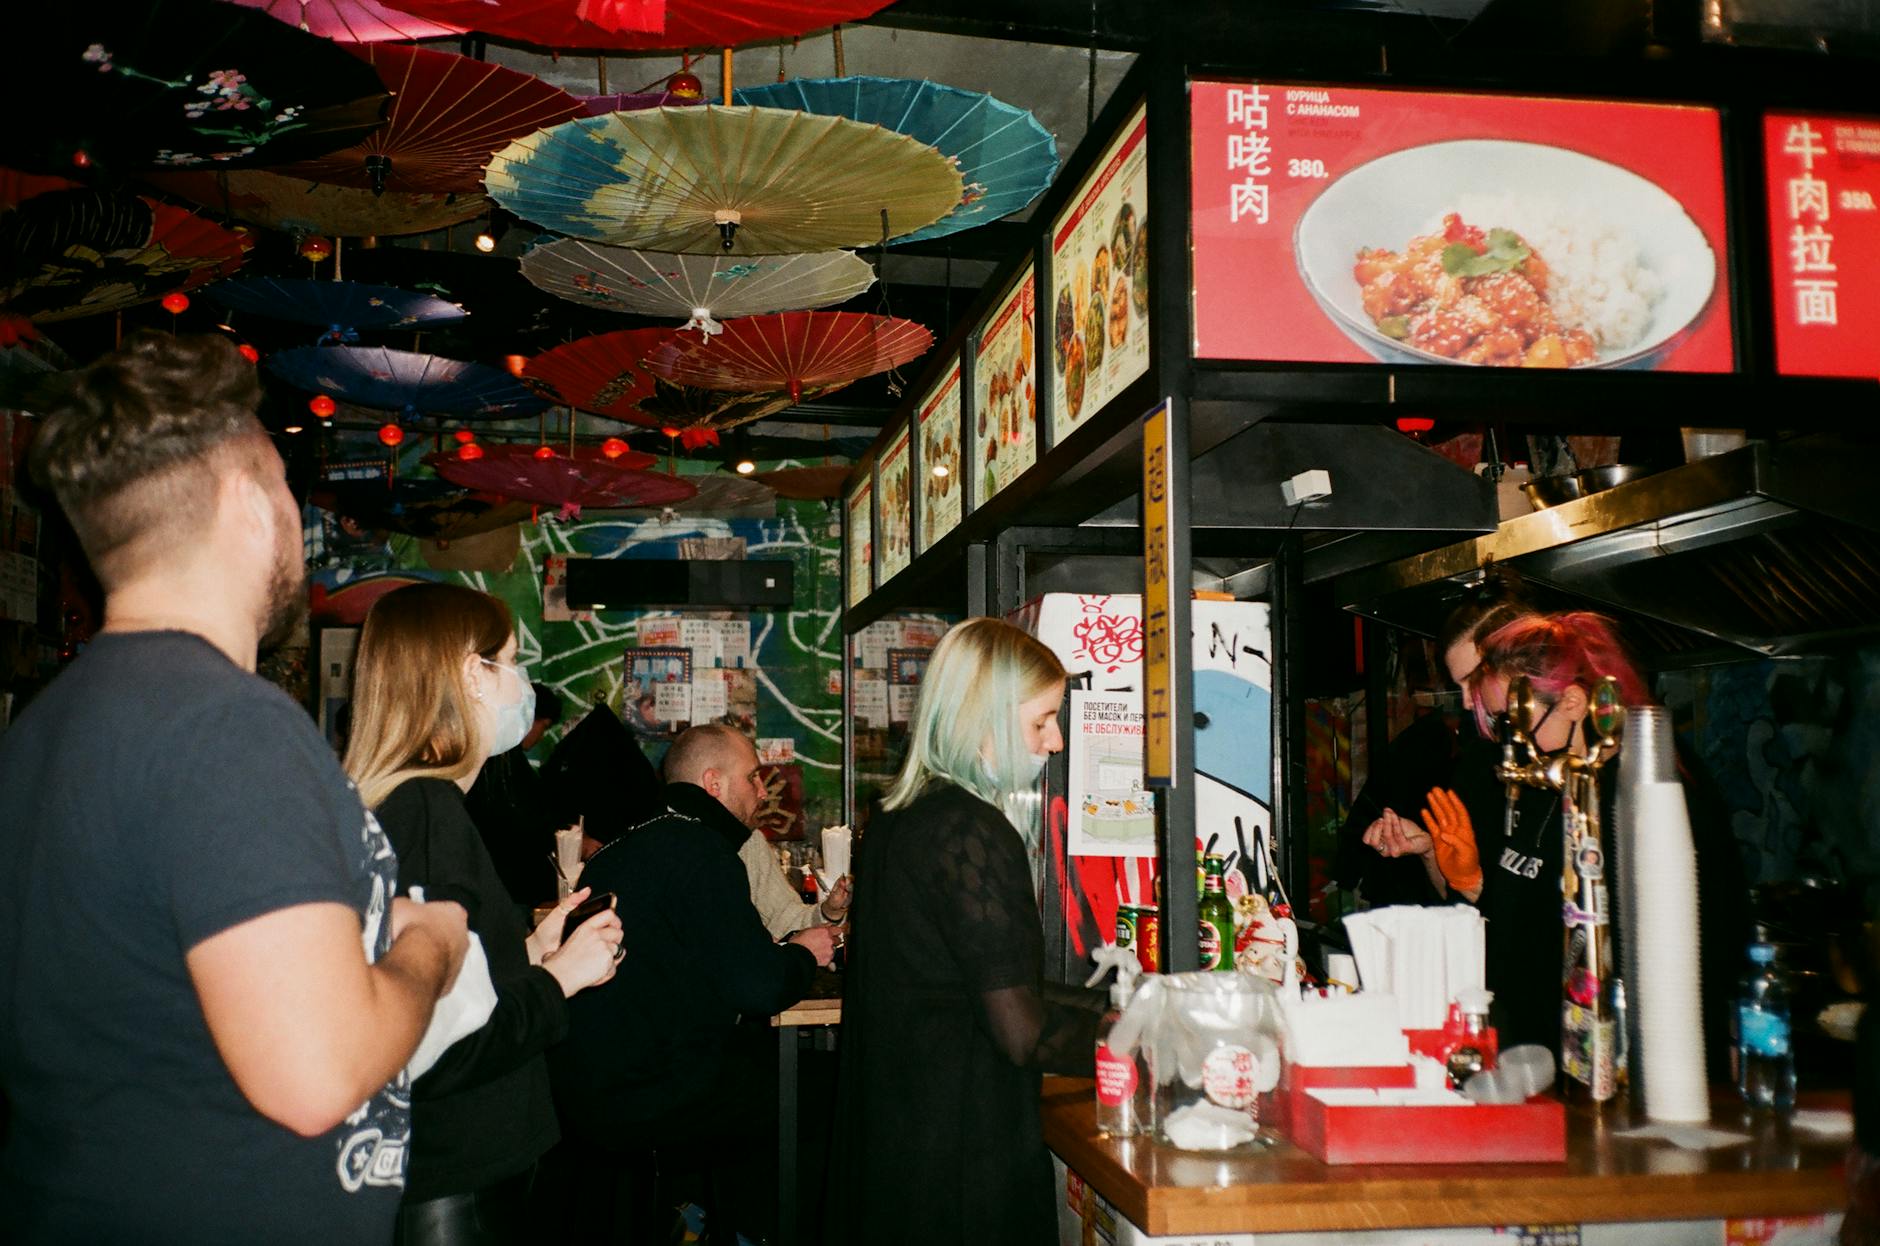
[1293,140,1718,369]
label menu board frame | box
[1188,78,1736,374]
[970,262,1042,511]
[914,356,964,555]
[1763,110,1880,379]
[876,421,915,583]
[843,469,873,612]
[1046,100,1152,446]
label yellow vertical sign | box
[1142,399,1174,788]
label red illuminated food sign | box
[1190,82,1734,373]
[1765,113,1880,379]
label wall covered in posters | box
[302,459,852,834]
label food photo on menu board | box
[1190,82,1733,372]
[1763,112,1880,378]
[877,426,913,582]
[918,362,963,552]
[845,479,872,608]
[1050,102,1150,438]
[974,266,1038,505]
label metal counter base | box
[1041,1077,1849,1244]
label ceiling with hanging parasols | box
[268,344,549,418]
[2,189,250,322]
[6,0,390,178]
[224,0,465,43]
[519,239,875,335]
[427,441,696,521]
[734,75,1059,245]
[311,476,534,541]
[384,0,895,51]
[644,310,932,402]
[148,168,487,238]
[206,276,467,338]
[485,106,961,255]
[266,45,584,197]
[520,327,847,436]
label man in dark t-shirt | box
[0,334,468,1244]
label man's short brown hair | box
[30,332,271,586]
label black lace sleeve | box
[927,790,1102,1075]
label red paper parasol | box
[428,442,693,520]
[269,45,583,196]
[523,328,845,433]
[227,0,465,42]
[644,311,932,402]
[149,168,485,237]
[389,0,892,51]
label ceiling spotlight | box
[283,424,304,435]
[931,464,950,478]
[474,230,497,253]
[735,459,756,474]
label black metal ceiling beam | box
[866,0,1460,54]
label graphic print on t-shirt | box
[336,803,412,1193]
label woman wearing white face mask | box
[829,617,1102,1246]
[345,583,623,1244]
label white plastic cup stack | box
[818,824,852,893]
[1615,707,1710,1124]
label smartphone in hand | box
[561,890,618,944]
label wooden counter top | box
[1041,1078,1850,1236]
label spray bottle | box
[1086,943,1147,1139]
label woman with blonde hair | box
[345,582,623,1244]
[831,617,1101,1246]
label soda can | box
[1134,905,1160,973]
[1115,905,1138,951]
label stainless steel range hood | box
[1332,434,1880,658]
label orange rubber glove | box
[1419,787,1483,895]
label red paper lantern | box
[160,292,189,314]
[308,394,337,418]
[503,354,528,378]
[1395,416,1436,434]
[660,426,680,439]
[669,71,703,100]
[237,343,260,363]
[456,442,485,461]
[532,445,556,460]
[453,428,476,444]
[601,437,629,459]
[300,235,334,262]
[378,423,406,447]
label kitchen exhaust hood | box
[1332,434,1879,659]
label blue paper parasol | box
[268,345,548,419]
[207,277,467,339]
[733,76,1057,245]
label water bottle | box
[1734,943,1796,1111]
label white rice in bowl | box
[1442,193,1663,354]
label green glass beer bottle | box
[1198,853,1236,972]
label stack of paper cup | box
[554,827,584,898]
[820,824,852,882]
[1615,707,1710,1124]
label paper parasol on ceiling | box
[312,477,532,541]
[735,76,1059,245]
[428,443,695,520]
[227,0,465,42]
[206,276,466,337]
[521,328,842,433]
[269,45,583,196]
[2,193,249,322]
[520,239,874,334]
[626,472,774,515]
[388,0,892,50]
[579,91,704,116]
[268,345,548,418]
[645,311,932,402]
[752,464,851,500]
[149,169,485,237]
[486,107,961,255]
[7,0,388,177]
